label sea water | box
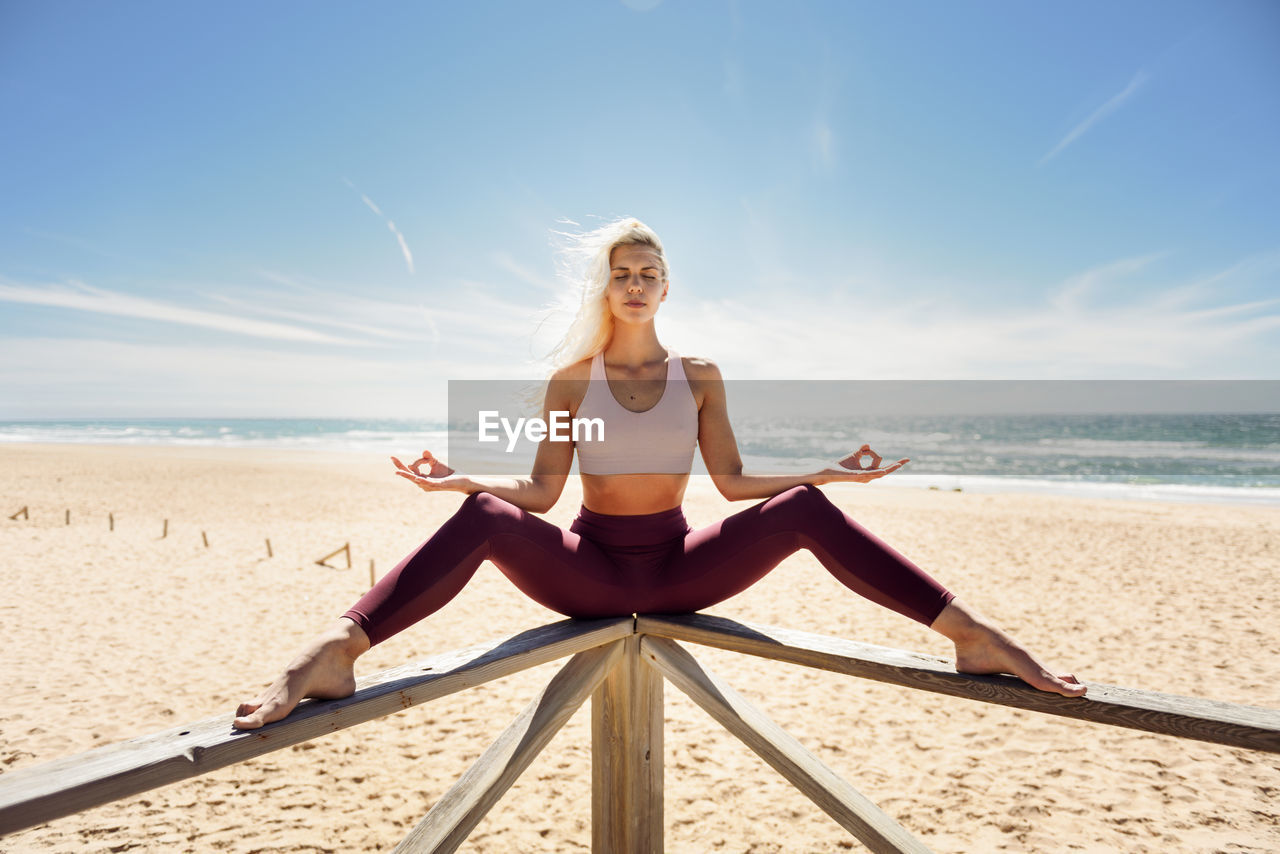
[2,414,1278,505]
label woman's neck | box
[604,324,666,368]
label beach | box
[2,443,1277,852]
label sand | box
[1,443,1277,853]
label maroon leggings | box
[343,485,953,646]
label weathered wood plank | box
[592,635,664,854]
[641,636,934,854]
[0,617,634,837]
[393,640,625,854]
[636,614,1280,754]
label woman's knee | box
[457,491,522,527]
[754,483,838,530]
[771,483,833,512]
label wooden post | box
[201,531,209,548]
[642,636,935,854]
[394,641,624,853]
[65,509,70,525]
[315,543,352,569]
[162,519,168,539]
[109,512,114,532]
[265,538,273,558]
[592,632,663,854]
[369,559,376,587]
[0,618,635,837]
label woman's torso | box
[571,348,700,515]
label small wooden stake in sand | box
[109,512,114,532]
[202,531,209,548]
[369,559,376,586]
[65,509,70,526]
[315,542,352,569]
[9,506,29,521]
[265,538,273,558]
[162,519,168,539]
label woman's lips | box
[625,301,645,307]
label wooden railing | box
[2,613,1277,853]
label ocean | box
[2,414,1279,506]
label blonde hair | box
[543,217,669,373]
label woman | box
[234,219,1084,730]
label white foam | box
[890,473,1280,506]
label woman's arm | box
[691,358,908,502]
[391,374,578,514]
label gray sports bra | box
[575,348,699,475]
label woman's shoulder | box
[549,357,593,384]
[544,358,593,411]
[679,353,723,382]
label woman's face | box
[606,243,668,325]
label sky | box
[1,0,1278,419]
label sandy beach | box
[1,443,1277,852]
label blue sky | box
[2,0,1277,418]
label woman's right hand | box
[822,444,909,483]
[391,450,470,493]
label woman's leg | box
[929,598,1086,696]
[642,484,951,622]
[235,493,637,729]
[642,485,1085,697]
[234,617,370,730]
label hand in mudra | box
[826,444,909,483]
[391,450,464,492]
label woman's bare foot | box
[234,618,371,730]
[930,599,1087,698]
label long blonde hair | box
[543,217,670,373]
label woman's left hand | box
[823,444,909,483]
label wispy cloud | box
[0,277,560,417]
[235,273,541,358]
[0,279,362,345]
[1050,251,1168,313]
[493,251,559,293]
[9,252,1273,419]
[203,293,421,343]
[1039,70,1150,166]
[343,178,416,275]
[252,270,313,292]
[21,227,153,266]
[0,337,446,418]
[230,272,542,353]
[657,251,1280,380]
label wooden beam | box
[394,640,625,853]
[0,617,633,837]
[641,636,933,854]
[592,635,664,854]
[637,614,1280,754]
